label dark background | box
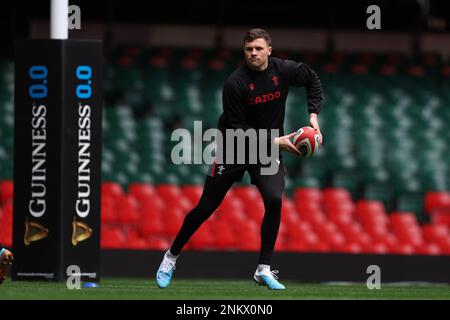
[2,0,450,57]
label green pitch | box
[0,278,449,300]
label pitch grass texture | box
[0,278,449,300]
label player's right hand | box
[274,132,302,156]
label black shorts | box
[207,158,285,185]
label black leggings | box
[170,165,285,265]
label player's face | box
[244,38,272,71]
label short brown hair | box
[244,28,272,47]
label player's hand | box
[274,132,301,156]
[309,113,323,145]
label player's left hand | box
[309,113,323,145]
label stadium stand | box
[1,47,450,255]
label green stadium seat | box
[396,192,427,223]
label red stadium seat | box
[300,210,327,227]
[1,202,13,225]
[128,183,156,203]
[335,242,363,254]
[141,215,165,236]
[282,211,301,234]
[309,241,331,252]
[128,238,149,249]
[339,223,371,246]
[356,200,386,217]
[102,182,125,199]
[424,192,450,215]
[235,220,259,235]
[437,239,450,255]
[219,209,246,224]
[212,221,236,249]
[161,207,184,237]
[313,221,346,249]
[390,212,423,247]
[389,242,415,255]
[358,210,389,228]
[274,236,289,251]
[244,197,265,221]
[101,227,127,248]
[218,197,244,216]
[296,200,322,214]
[288,228,319,247]
[139,193,165,212]
[233,186,260,203]
[362,242,389,254]
[281,197,297,215]
[390,212,418,227]
[182,185,203,204]
[156,184,183,203]
[284,222,315,252]
[391,220,424,247]
[190,224,215,249]
[415,243,441,255]
[363,222,389,240]
[324,200,355,215]
[422,224,449,244]
[116,195,140,224]
[323,188,352,203]
[284,241,310,252]
[328,209,354,226]
[0,180,13,205]
[236,221,259,251]
[430,210,450,226]
[294,187,322,204]
[173,196,194,212]
[390,212,424,246]
[0,205,12,247]
[147,237,170,250]
[101,195,116,223]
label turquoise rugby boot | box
[156,251,177,288]
[253,269,286,290]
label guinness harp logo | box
[72,218,92,246]
[24,219,49,245]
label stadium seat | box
[102,182,125,199]
[294,187,323,204]
[115,195,140,224]
[212,221,237,249]
[233,186,260,203]
[190,224,215,250]
[389,242,415,255]
[101,227,127,248]
[181,185,203,204]
[362,242,389,254]
[235,221,259,251]
[4,49,450,255]
[101,195,117,224]
[156,184,183,202]
[327,209,354,226]
[335,242,363,254]
[422,224,450,244]
[0,180,13,205]
[430,210,450,227]
[323,188,352,203]
[424,191,450,215]
[146,237,170,250]
[415,243,442,255]
[339,223,371,246]
[128,183,156,201]
[162,207,184,237]
[313,221,346,249]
